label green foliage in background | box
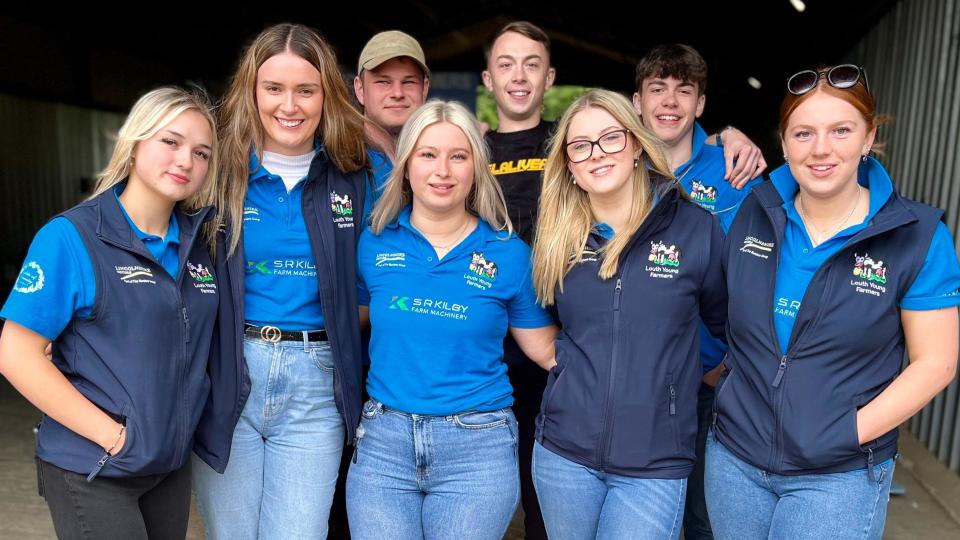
[476,85,591,130]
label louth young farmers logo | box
[187,262,214,283]
[330,192,354,216]
[853,253,887,284]
[851,252,889,298]
[646,240,682,280]
[469,252,498,280]
[648,241,681,268]
[690,180,718,204]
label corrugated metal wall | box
[850,0,960,473]
[0,94,123,282]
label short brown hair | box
[484,21,551,63]
[635,44,707,95]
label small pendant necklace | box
[796,184,862,247]
[421,217,472,251]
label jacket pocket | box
[668,374,679,451]
[712,366,734,424]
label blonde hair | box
[533,89,674,305]
[93,86,219,249]
[217,23,369,255]
[369,100,512,235]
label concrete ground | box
[1,378,958,539]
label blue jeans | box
[346,399,520,540]
[705,433,894,540]
[192,336,345,539]
[532,442,687,540]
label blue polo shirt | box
[243,151,327,330]
[676,123,761,233]
[674,123,761,373]
[365,149,393,213]
[1,185,180,340]
[771,158,960,354]
[358,206,553,415]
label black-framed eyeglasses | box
[787,64,869,96]
[565,129,629,163]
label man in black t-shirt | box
[482,21,556,540]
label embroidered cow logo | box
[330,191,354,217]
[469,251,498,280]
[648,241,681,268]
[690,180,718,204]
[853,253,887,285]
[187,261,215,283]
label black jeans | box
[682,382,716,540]
[39,458,191,540]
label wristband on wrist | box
[105,425,125,455]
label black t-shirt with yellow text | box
[486,121,555,245]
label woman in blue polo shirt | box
[346,100,556,540]
[529,89,727,540]
[189,23,372,539]
[707,65,960,540]
[0,87,226,539]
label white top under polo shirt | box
[357,206,553,416]
[243,149,327,330]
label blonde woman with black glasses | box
[531,89,727,540]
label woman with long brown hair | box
[190,23,370,539]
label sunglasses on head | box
[787,64,869,96]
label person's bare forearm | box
[0,322,125,452]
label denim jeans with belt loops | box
[705,432,894,540]
[192,335,345,539]
[346,399,520,540]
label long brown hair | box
[217,23,369,255]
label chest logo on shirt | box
[646,241,681,279]
[247,259,316,277]
[376,252,406,268]
[330,191,356,229]
[115,265,156,285]
[579,249,600,263]
[489,158,546,176]
[243,206,261,223]
[465,251,497,291]
[187,261,217,294]
[690,180,718,204]
[851,252,888,297]
[740,236,774,260]
[389,295,469,320]
[13,261,44,294]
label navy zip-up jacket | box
[224,147,367,444]
[40,188,232,479]
[536,182,727,478]
[192,224,251,473]
[714,181,943,475]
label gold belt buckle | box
[260,325,282,343]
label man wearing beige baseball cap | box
[355,31,430,145]
[354,30,430,205]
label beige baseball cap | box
[357,30,429,76]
